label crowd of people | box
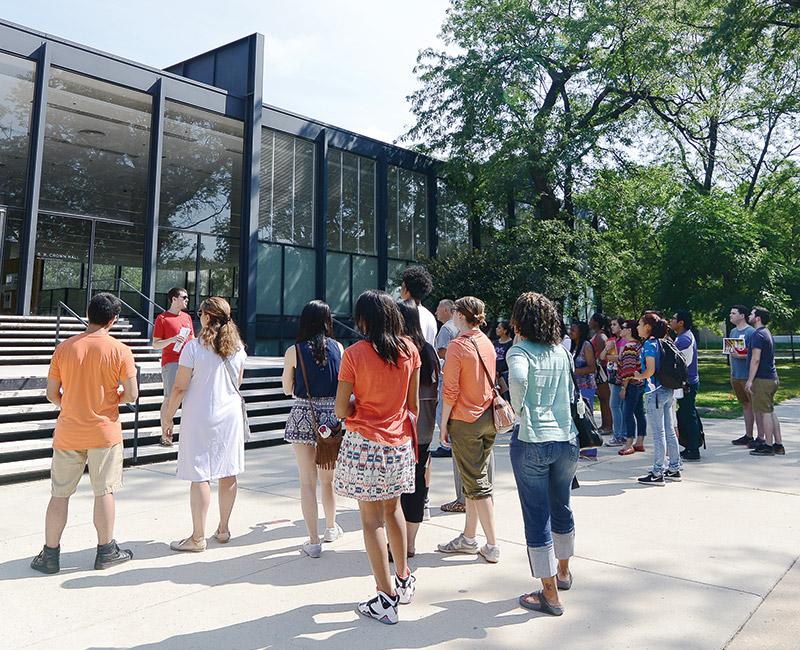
[29,268,787,626]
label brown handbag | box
[470,337,516,433]
[296,343,343,470]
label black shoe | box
[680,450,701,462]
[637,472,665,486]
[747,437,766,449]
[94,540,133,570]
[430,447,452,458]
[30,545,60,574]
[773,444,786,455]
[665,469,682,481]
[750,444,775,457]
[731,435,753,446]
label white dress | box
[175,340,248,481]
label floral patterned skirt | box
[334,430,415,502]
[284,397,338,445]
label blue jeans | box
[645,386,681,474]
[509,430,578,578]
[609,383,625,438]
[622,382,646,439]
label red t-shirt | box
[338,338,421,446]
[153,311,195,366]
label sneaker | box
[430,447,452,458]
[323,523,343,543]
[637,472,665,486]
[301,541,322,558]
[731,435,754,446]
[605,437,625,447]
[357,591,399,625]
[680,450,701,462]
[30,544,60,574]
[748,437,766,449]
[665,469,682,481]
[423,505,431,521]
[94,540,133,569]
[479,544,501,563]
[750,444,775,456]
[437,533,479,554]
[773,444,786,455]
[394,571,417,604]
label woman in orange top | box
[334,290,420,625]
[438,296,501,564]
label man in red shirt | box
[152,287,195,446]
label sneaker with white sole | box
[323,523,343,543]
[301,541,322,558]
[394,571,416,604]
[664,469,682,481]
[479,544,500,563]
[437,533,479,554]
[357,591,399,625]
[637,472,665,486]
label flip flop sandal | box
[618,448,636,456]
[518,591,564,616]
[440,501,466,513]
[633,445,646,452]
[159,436,173,447]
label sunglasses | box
[197,309,205,316]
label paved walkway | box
[1,401,798,649]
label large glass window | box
[283,246,316,315]
[0,52,36,209]
[387,166,427,260]
[160,101,243,237]
[39,67,151,222]
[327,149,376,255]
[437,178,469,256]
[256,243,281,315]
[259,128,314,246]
[155,230,198,310]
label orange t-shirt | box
[338,339,421,446]
[443,330,495,423]
[48,331,138,450]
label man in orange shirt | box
[31,293,139,574]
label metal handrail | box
[55,301,87,344]
[115,296,154,328]
[332,317,364,340]
[116,277,165,314]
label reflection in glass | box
[352,255,378,304]
[283,246,315,316]
[387,166,427,261]
[259,129,314,246]
[326,252,349,316]
[39,67,151,222]
[436,178,469,257]
[91,221,144,314]
[160,101,243,237]
[256,243,281,315]
[0,53,36,208]
[0,213,23,314]
[199,233,239,311]
[33,215,90,315]
[156,229,198,310]
[327,149,376,255]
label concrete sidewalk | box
[1,402,798,649]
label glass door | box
[33,214,91,315]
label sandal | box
[159,435,173,447]
[618,447,636,456]
[518,591,564,616]
[213,528,231,543]
[440,500,466,513]
[633,445,646,452]
[170,536,206,552]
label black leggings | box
[400,445,431,524]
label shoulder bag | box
[222,355,252,442]
[563,347,603,449]
[296,343,343,470]
[470,337,516,433]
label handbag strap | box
[222,355,245,402]
[469,336,497,395]
[560,345,581,404]
[295,343,321,431]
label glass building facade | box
[0,20,449,353]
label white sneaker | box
[301,541,322,558]
[423,506,431,521]
[323,523,343,543]
[394,571,416,604]
[357,591,399,625]
[479,544,500,563]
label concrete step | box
[0,345,153,355]
[0,353,162,366]
[0,321,133,331]
[0,329,142,339]
[0,337,146,346]
[0,315,131,324]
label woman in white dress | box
[161,296,248,552]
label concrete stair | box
[0,315,291,484]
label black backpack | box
[656,338,688,389]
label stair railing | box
[116,277,165,315]
[55,301,87,345]
[332,317,364,341]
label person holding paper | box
[727,305,758,447]
[153,287,195,446]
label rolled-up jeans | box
[609,382,625,438]
[646,386,681,475]
[622,382,646,439]
[509,430,578,579]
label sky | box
[0,0,450,144]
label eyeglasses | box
[197,309,205,316]
[179,295,189,300]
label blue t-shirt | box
[729,325,755,380]
[676,330,699,385]
[640,338,661,393]
[748,327,778,380]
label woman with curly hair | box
[161,297,247,552]
[507,292,578,617]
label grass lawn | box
[697,358,800,418]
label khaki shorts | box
[730,378,750,405]
[750,379,779,414]
[51,443,124,498]
[450,408,496,500]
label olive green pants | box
[450,408,496,499]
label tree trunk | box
[703,116,719,193]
